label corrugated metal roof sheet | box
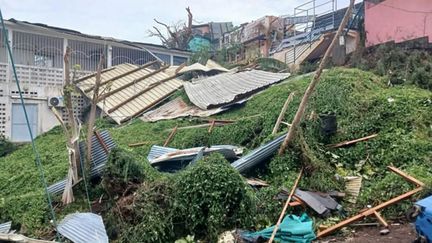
[177,60,228,74]
[345,176,362,203]
[184,70,290,109]
[148,145,242,164]
[231,133,287,173]
[58,213,108,243]
[76,63,183,124]
[0,221,11,234]
[48,130,116,195]
[141,97,241,122]
[147,144,243,172]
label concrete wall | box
[365,0,432,47]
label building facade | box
[0,19,190,142]
[364,0,432,47]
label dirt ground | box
[318,223,417,243]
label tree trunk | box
[278,0,355,155]
[86,55,104,167]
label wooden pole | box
[278,0,355,155]
[272,92,295,135]
[163,125,178,146]
[268,168,303,243]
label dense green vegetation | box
[0,67,431,241]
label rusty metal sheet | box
[76,63,183,124]
[141,97,246,122]
[184,69,290,109]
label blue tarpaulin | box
[241,213,316,243]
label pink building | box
[365,0,432,47]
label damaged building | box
[0,19,190,142]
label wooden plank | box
[387,166,425,187]
[272,92,295,135]
[269,168,303,243]
[83,60,158,92]
[208,120,216,133]
[317,179,423,238]
[128,141,158,147]
[107,73,177,113]
[329,134,378,148]
[97,65,169,102]
[163,126,178,146]
[0,233,58,243]
[94,131,109,154]
[373,210,388,228]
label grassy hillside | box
[1,67,431,239]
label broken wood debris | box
[246,178,269,187]
[0,233,57,243]
[163,125,178,146]
[269,167,304,243]
[317,166,424,238]
[329,133,378,148]
[128,141,160,147]
[272,92,295,135]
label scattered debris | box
[380,229,390,235]
[317,166,424,238]
[270,168,304,243]
[0,232,56,243]
[411,195,432,242]
[141,97,246,122]
[164,126,178,146]
[272,92,295,135]
[345,176,363,203]
[329,134,378,148]
[184,69,290,109]
[246,178,269,187]
[177,59,228,74]
[294,189,342,217]
[76,63,183,124]
[241,213,316,243]
[57,213,108,243]
[47,130,116,195]
[231,133,286,173]
[128,141,160,147]
[0,221,11,234]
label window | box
[154,53,171,64]
[173,56,188,65]
[34,54,54,67]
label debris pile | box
[1,67,431,242]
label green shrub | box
[173,154,255,241]
[0,135,16,157]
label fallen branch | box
[272,92,295,135]
[328,134,378,148]
[269,168,304,243]
[278,0,355,155]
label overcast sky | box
[0,0,353,45]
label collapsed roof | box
[184,69,290,109]
[76,62,183,124]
